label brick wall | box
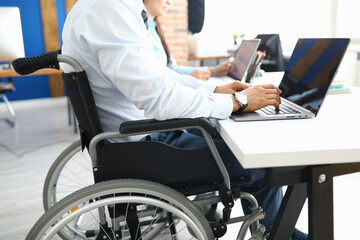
[157,0,188,66]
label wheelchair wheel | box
[27,179,214,240]
[43,140,94,211]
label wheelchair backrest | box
[11,50,103,149]
[62,71,103,149]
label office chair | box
[0,78,16,126]
[255,34,286,72]
[12,51,267,240]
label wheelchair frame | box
[12,51,266,240]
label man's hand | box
[209,60,232,77]
[240,84,282,112]
[189,69,211,81]
[214,81,251,94]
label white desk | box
[217,86,360,169]
[214,83,360,239]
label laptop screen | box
[279,38,350,115]
[228,39,260,80]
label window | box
[202,0,332,51]
[335,0,360,43]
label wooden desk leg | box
[308,166,334,240]
[268,183,307,240]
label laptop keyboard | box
[260,104,301,115]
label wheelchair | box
[42,139,93,211]
[12,51,267,240]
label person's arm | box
[149,21,211,81]
[168,55,212,81]
[170,58,233,79]
[209,60,233,77]
[164,67,215,92]
[215,82,282,112]
[169,64,208,75]
[170,64,211,81]
[73,1,233,120]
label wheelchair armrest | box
[91,117,230,190]
[120,117,217,135]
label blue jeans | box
[144,130,307,240]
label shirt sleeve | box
[169,64,209,75]
[164,67,216,93]
[72,1,233,120]
[168,55,209,75]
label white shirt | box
[61,0,233,139]
[148,18,207,75]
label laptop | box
[221,39,261,82]
[231,38,350,121]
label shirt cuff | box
[210,93,233,119]
[203,82,217,93]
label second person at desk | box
[144,0,232,81]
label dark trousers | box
[144,130,307,239]
[146,129,307,240]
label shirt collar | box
[149,18,156,28]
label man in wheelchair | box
[21,0,307,239]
